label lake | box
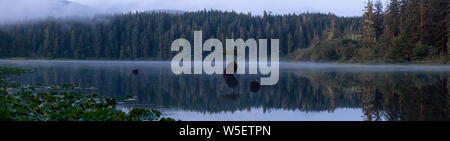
[1,60,449,121]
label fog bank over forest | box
[1,0,367,23]
[0,0,100,23]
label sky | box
[70,0,368,17]
[1,0,371,23]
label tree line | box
[315,0,447,62]
[0,0,448,63]
[0,10,359,60]
[358,0,448,63]
[287,0,448,63]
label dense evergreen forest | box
[293,0,448,63]
[0,10,360,60]
[0,0,448,63]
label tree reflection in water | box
[5,61,449,121]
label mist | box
[1,0,368,23]
[0,0,100,23]
[71,0,367,16]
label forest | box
[0,0,448,63]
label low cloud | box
[70,0,366,16]
[1,0,98,23]
[1,0,367,23]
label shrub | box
[412,43,429,60]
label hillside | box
[0,0,97,23]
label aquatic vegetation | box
[0,67,28,75]
[0,67,176,121]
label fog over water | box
[1,60,449,121]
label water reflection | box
[1,60,449,121]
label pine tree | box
[384,0,401,41]
[94,26,103,58]
[69,30,77,58]
[53,33,59,58]
[362,0,377,49]
[435,0,448,57]
[327,15,337,41]
[400,0,422,61]
[131,25,140,59]
[141,35,150,58]
[287,33,293,54]
[105,30,114,58]
[373,0,384,40]
[42,27,51,58]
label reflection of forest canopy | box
[13,64,449,121]
[298,71,449,121]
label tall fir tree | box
[362,0,377,49]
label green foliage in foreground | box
[0,67,176,121]
[0,67,28,75]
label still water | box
[1,60,449,121]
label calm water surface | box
[1,60,449,121]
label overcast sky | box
[1,0,373,23]
[70,0,369,17]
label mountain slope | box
[0,0,97,23]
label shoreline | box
[1,58,448,66]
[1,59,449,68]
